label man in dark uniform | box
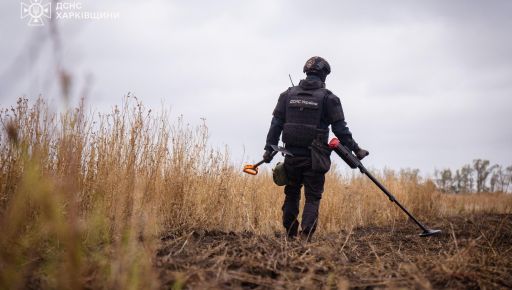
[263,56,369,240]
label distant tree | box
[450,165,474,193]
[473,159,498,193]
[505,166,512,193]
[434,168,453,192]
[490,167,498,192]
[399,168,421,183]
[460,165,475,193]
[453,169,462,193]
[489,165,504,192]
[434,162,511,194]
[489,165,512,193]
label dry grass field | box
[1,97,511,289]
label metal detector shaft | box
[359,165,429,232]
[328,137,440,237]
[256,151,278,166]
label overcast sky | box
[1,0,511,175]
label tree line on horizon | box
[434,159,512,193]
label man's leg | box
[283,184,301,237]
[301,172,325,239]
[282,157,304,238]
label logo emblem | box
[21,0,51,26]
[305,58,315,70]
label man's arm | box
[326,93,369,159]
[262,89,288,162]
[331,119,359,152]
[265,116,284,151]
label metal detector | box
[242,145,294,175]
[329,138,441,237]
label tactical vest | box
[282,86,329,147]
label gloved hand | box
[355,148,369,160]
[263,150,274,163]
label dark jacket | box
[265,76,359,156]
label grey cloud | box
[0,0,511,173]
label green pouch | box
[272,162,289,186]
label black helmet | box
[303,56,331,77]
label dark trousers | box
[282,156,325,238]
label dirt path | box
[156,214,512,289]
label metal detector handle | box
[265,150,278,162]
[328,138,361,169]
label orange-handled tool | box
[243,151,278,175]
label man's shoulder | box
[324,90,343,107]
[324,89,340,100]
[278,87,293,98]
[323,88,336,97]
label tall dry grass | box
[0,97,511,289]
